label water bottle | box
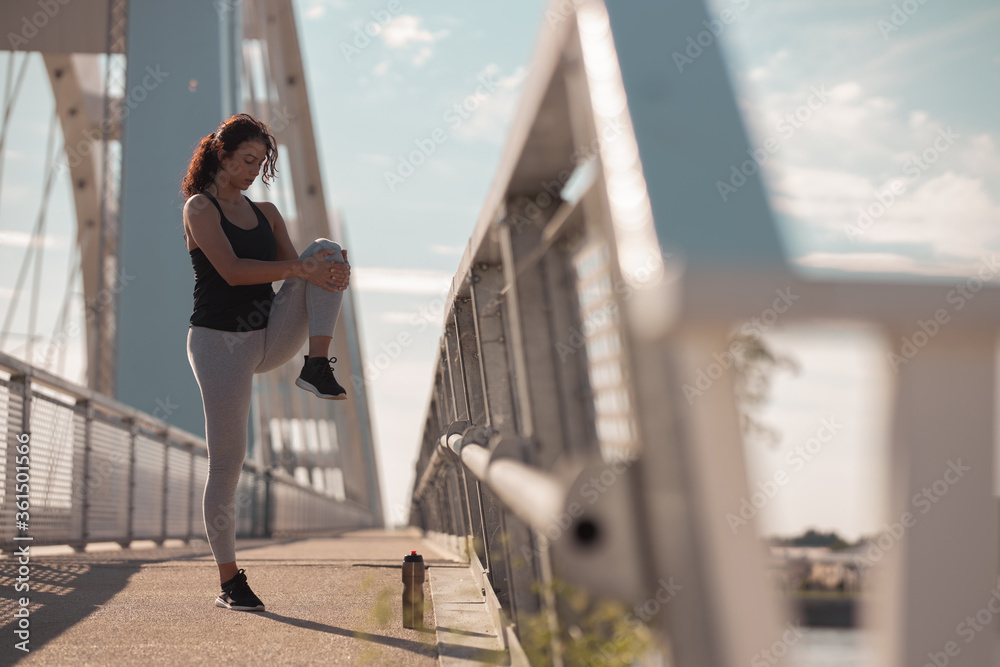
[402,550,425,629]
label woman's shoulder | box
[248,199,282,230]
[183,194,222,232]
[184,192,216,213]
[248,198,278,215]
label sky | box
[1,0,999,540]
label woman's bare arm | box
[253,200,300,262]
[184,194,346,290]
[255,199,352,288]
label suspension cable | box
[0,109,59,352]
[26,110,61,364]
[0,52,30,210]
[50,237,80,377]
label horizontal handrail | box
[0,349,209,453]
[0,349,378,549]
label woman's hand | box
[300,249,351,292]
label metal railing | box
[410,1,1000,666]
[0,349,377,552]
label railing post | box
[160,435,169,545]
[499,197,591,467]
[444,316,480,558]
[445,322,469,423]
[186,443,195,543]
[870,328,998,667]
[469,263,518,438]
[74,400,95,551]
[262,470,273,538]
[453,293,499,578]
[121,418,137,548]
[467,258,545,641]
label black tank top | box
[189,193,277,332]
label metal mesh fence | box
[165,444,192,538]
[0,353,380,552]
[84,415,130,541]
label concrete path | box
[0,528,507,666]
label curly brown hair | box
[180,113,278,198]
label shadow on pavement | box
[260,611,438,658]
[0,537,307,666]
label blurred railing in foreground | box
[409,1,1000,666]
[0,350,377,552]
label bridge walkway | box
[0,528,507,666]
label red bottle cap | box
[411,550,417,555]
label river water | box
[788,628,869,666]
[788,628,1000,666]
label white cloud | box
[855,173,1000,258]
[352,267,451,295]
[380,15,446,49]
[453,65,529,143]
[0,231,64,248]
[738,78,1000,268]
[412,46,433,67]
[429,244,464,256]
[792,252,933,275]
[359,153,392,166]
[745,49,788,82]
[303,0,347,20]
[372,16,449,67]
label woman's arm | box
[256,199,352,287]
[254,200,304,262]
[184,195,346,290]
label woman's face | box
[219,139,266,191]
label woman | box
[181,113,351,612]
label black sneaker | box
[295,355,348,400]
[216,568,265,611]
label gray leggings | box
[186,238,345,564]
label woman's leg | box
[256,238,346,374]
[187,325,262,580]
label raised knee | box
[314,238,342,254]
